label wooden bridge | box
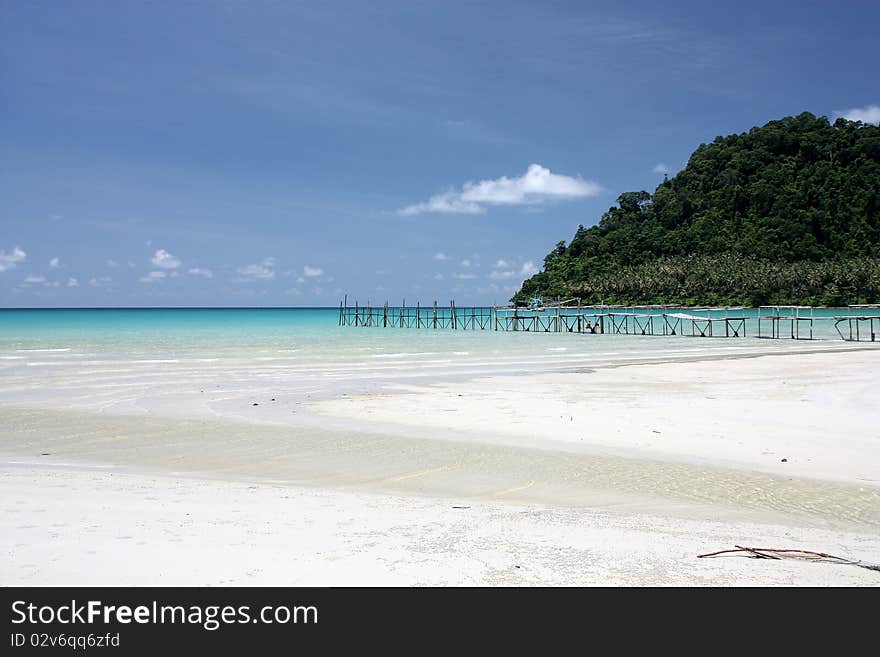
[834,305,880,342]
[338,297,749,338]
[756,305,814,340]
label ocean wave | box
[15,348,72,352]
[131,359,180,364]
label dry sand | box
[3,461,879,586]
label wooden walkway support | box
[756,306,814,340]
[834,305,880,342]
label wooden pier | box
[338,297,749,338]
[834,305,880,342]
[756,305,814,340]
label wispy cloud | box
[0,247,26,273]
[834,104,880,125]
[140,271,167,283]
[89,276,112,287]
[23,275,46,285]
[451,272,476,280]
[303,265,323,277]
[235,257,275,281]
[490,258,539,281]
[49,257,60,269]
[653,163,669,175]
[67,277,79,287]
[398,164,602,216]
[432,252,449,261]
[151,249,182,269]
[520,261,539,277]
[188,268,214,278]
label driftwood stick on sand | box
[734,545,781,559]
[698,546,880,572]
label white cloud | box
[400,194,485,216]
[89,276,112,287]
[653,163,669,175]
[188,268,214,278]
[451,272,476,280]
[24,275,46,284]
[461,259,472,268]
[835,104,880,125]
[140,271,167,283]
[303,265,323,277]
[106,259,119,268]
[399,164,602,216]
[284,288,302,296]
[235,258,275,281]
[0,247,26,272]
[67,277,79,287]
[434,273,444,280]
[296,276,306,284]
[494,259,510,268]
[49,257,60,268]
[489,270,516,280]
[432,252,449,261]
[151,249,181,269]
[520,261,539,277]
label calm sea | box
[0,306,867,381]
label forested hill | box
[513,113,880,306]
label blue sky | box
[2,0,878,307]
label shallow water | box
[2,308,878,529]
[1,307,875,414]
[0,307,871,378]
[2,406,878,530]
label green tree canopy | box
[514,113,880,306]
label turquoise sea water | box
[0,305,861,340]
[0,308,868,376]
[0,307,871,383]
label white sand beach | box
[3,462,879,586]
[2,346,879,586]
